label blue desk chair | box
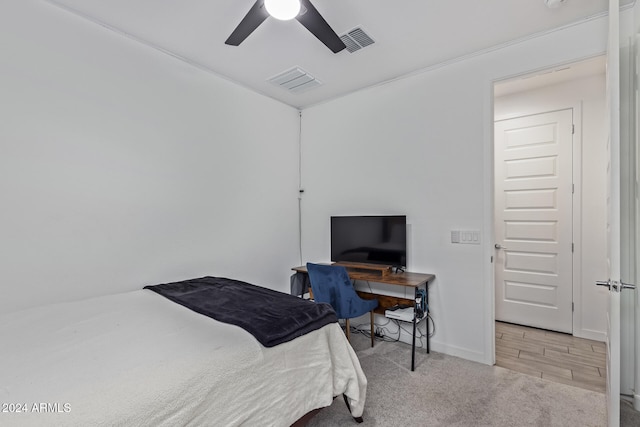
[306,263,379,347]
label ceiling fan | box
[225,0,346,53]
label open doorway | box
[492,56,609,388]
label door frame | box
[483,58,608,365]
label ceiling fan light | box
[264,0,301,21]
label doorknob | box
[595,279,637,292]
[494,243,507,250]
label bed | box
[0,277,367,426]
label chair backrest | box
[306,263,360,318]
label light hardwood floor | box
[495,321,606,393]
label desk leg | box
[411,316,417,371]
[426,283,430,354]
[411,287,417,371]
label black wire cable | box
[344,303,436,347]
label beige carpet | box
[308,334,608,427]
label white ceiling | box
[45,0,632,109]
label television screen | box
[331,215,407,268]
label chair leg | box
[345,318,351,342]
[370,311,375,347]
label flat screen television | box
[331,215,407,268]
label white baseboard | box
[430,340,489,365]
[573,328,606,342]
[366,316,489,365]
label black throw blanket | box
[144,276,338,347]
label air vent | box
[267,67,322,93]
[340,27,375,53]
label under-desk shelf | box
[355,291,414,316]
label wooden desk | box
[292,265,435,371]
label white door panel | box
[504,220,557,241]
[603,1,620,425]
[503,188,558,208]
[503,280,559,307]
[505,251,558,275]
[495,109,573,333]
[607,289,621,427]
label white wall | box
[300,15,613,364]
[0,1,300,314]
[495,73,608,341]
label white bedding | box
[0,289,367,426]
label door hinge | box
[572,124,575,134]
[490,255,494,263]
[572,183,574,194]
[572,302,574,312]
[572,243,574,253]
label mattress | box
[0,289,367,426]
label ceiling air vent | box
[268,67,322,93]
[340,27,375,53]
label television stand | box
[333,262,391,277]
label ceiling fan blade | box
[225,0,269,46]
[296,0,346,53]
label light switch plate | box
[452,230,480,244]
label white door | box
[494,109,574,333]
[601,1,621,425]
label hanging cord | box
[297,110,303,265]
